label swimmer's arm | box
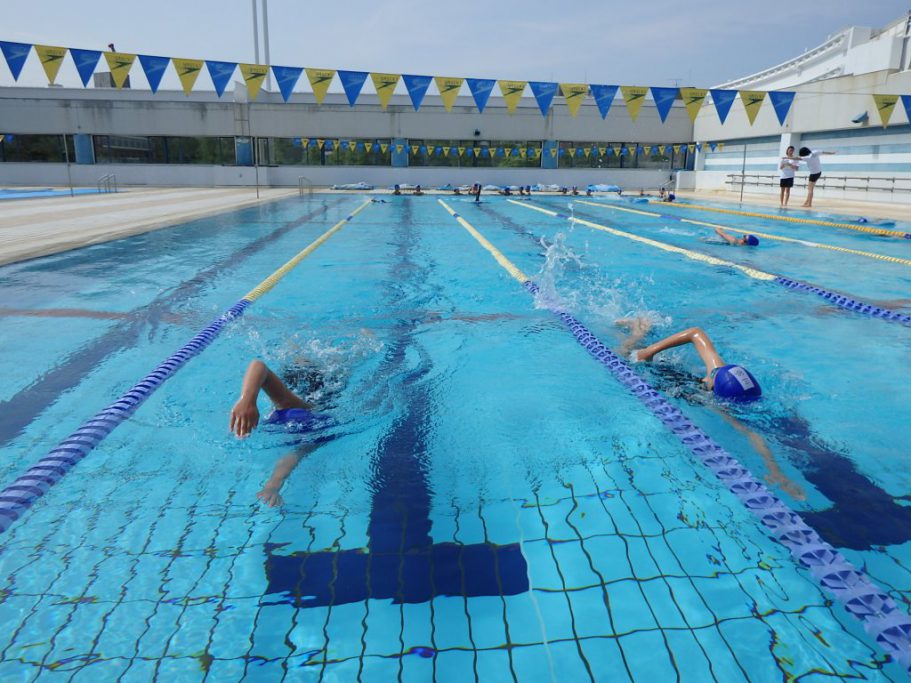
[713,227,737,245]
[258,444,316,507]
[230,360,306,437]
[635,328,724,383]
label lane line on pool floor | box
[649,200,911,240]
[0,199,374,535]
[437,197,911,673]
[508,200,911,327]
[578,200,911,268]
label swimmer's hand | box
[257,485,284,507]
[230,397,260,438]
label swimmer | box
[230,359,333,507]
[370,198,388,204]
[571,186,580,196]
[393,184,402,196]
[659,187,667,200]
[453,187,462,195]
[664,192,676,203]
[413,185,424,196]
[713,226,759,246]
[473,183,482,203]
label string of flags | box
[4,40,909,127]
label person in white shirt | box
[798,146,836,208]
[778,145,799,207]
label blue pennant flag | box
[528,81,559,117]
[709,89,738,124]
[338,70,369,106]
[466,78,495,113]
[292,137,302,147]
[356,142,365,151]
[606,146,614,156]
[69,48,101,87]
[695,142,703,151]
[650,87,679,123]
[768,91,796,125]
[589,84,618,119]
[482,147,490,157]
[206,60,237,97]
[272,65,303,102]
[419,145,427,154]
[903,95,911,127]
[402,74,432,111]
[138,55,170,94]
[709,142,718,151]
[0,41,32,81]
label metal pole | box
[252,0,260,65]
[250,104,260,199]
[262,0,272,92]
[62,134,74,197]
[739,141,747,205]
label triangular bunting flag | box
[466,78,495,113]
[338,70,368,106]
[103,52,136,89]
[380,143,389,154]
[442,146,451,156]
[529,81,559,117]
[534,148,542,158]
[70,48,101,87]
[695,143,703,151]
[612,145,621,156]
[410,145,419,155]
[549,148,557,157]
[402,74,432,111]
[240,63,268,100]
[301,138,310,147]
[650,87,679,123]
[688,143,696,153]
[673,145,681,154]
[35,45,68,84]
[679,88,708,122]
[0,41,31,81]
[643,146,652,156]
[272,65,303,102]
[583,147,591,158]
[305,68,335,104]
[498,80,526,113]
[434,77,463,111]
[371,72,400,109]
[590,84,618,119]
[568,147,576,157]
[138,54,170,93]
[560,83,589,117]
[457,146,465,157]
[598,146,606,156]
[206,60,237,97]
[395,144,404,154]
[718,142,725,151]
[503,147,511,157]
[658,145,666,154]
[873,94,899,127]
[902,95,911,127]
[519,148,527,158]
[709,142,717,151]
[620,86,649,121]
[472,147,481,157]
[173,58,204,95]
[317,139,325,149]
[709,89,737,124]
[740,90,766,125]
[768,91,795,125]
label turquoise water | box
[0,194,908,681]
[0,188,103,200]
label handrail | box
[96,173,118,193]
[725,172,911,194]
[298,175,313,196]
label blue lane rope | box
[0,301,249,533]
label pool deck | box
[0,187,296,266]
[1,185,908,267]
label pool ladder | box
[97,174,118,194]
[298,176,313,196]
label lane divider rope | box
[509,200,911,326]
[437,197,911,673]
[578,200,911,268]
[649,200,911,239]
[0,199,373,534]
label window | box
[0,134,74,163]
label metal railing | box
[298,175,313,196]
[726,173,911,194]
[97,173,118,193]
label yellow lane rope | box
[577,200,911,267]
[649,200,909,239]
[244,199,372,301]
[509,200,777,281]
[438,199,530,283]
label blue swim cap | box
[745,234,759,246]
[712,365,762,401]
[856,217,868,223]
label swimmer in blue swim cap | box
[230,359,334,506]
[621,322,761,401]
[713,227,759,247]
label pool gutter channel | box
[438,198,911,674]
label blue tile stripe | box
[0,300,251,534]
[521,279,911,672]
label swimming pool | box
[0,193,909,680]
[0,188,103,200]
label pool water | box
[0,194,909,681]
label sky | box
[2,0,909,92]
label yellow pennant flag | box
[872,94,899,127]
[173,58,204,95]
[371,73,400,109]
[498,80,526,113]
[103,51,135,89]
[612,145,622,156]
[534,148,542,158]
[679,88,708,122]
[568,147,576,157]
[598,146,607,156]
[435,77,463,111]
[739,90,766,125]
[658,145,666,154]
[620,86,649,121]
[549,148,557,157]
[673,145,681,154]
[457,146,466,157]
[380,143,389,154]
[395,144,404,153]
[302,138,310,147]
[410,145,419,155]
[560,83,589,117]
[443,146,451,157]
[34,45,68,84]
[583,147,591,158]
[240,63,269,100]
[687,143,696,153]
[717,142,725,151]
[519,148,527,158]
[427,147,435,156]
[305,68,335,104]
[317,139,326,149]
[472,147,481,157]
[643,146,652,156]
